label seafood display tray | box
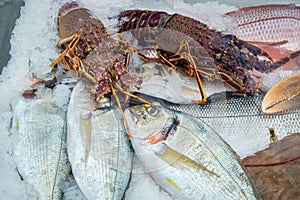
[0,0,299,199]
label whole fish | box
[67,81,133,200]
[226,4,300,60]
[125,104,261,200]
[130,93,300,157]
[12,92,70,200]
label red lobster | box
[117,10,300,104]
[50,2,150,137]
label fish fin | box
[79,112,92,166]
[15,119,19,132]
[165,177,182,191]
[155,143,219,177]
[253,44,293,61]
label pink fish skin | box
[226,4,300,60]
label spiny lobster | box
[50,2,150,137]
[117,10,300,104]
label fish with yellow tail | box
[125,104,261,200]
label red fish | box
[226,4,300,61]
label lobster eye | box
[147,106,159,116]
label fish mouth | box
[145,117,180,144]
[125,107,180,144]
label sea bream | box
[125,104,261,200]
[67,81,133,199]
[12,88,70,200]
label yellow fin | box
[166,177,181,191]
[80,111,92,165]
[15,120,19,132]
[155,143,219,177]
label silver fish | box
[67,81,133,200]
[12,93,70,200]
[125,104,261,200]
[130,93,300,157]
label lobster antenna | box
[110,84,131,139]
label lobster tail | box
[118,10,171,40]
[118,10,169,31]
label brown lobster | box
[50,2,149,137]
[117,10,300,104]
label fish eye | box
[147,106,159,116]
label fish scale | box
[160,94,300,157]
[228,4,300,25]
[12,98,70,200]
[227,4,300,51]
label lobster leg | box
[247,40,288,46]
[218,70,245,92]
[110,80,152,139]
[181,43,207,104]
[109,83,132,138]
[157,52,178,71]
[63,53,83,71]
[158,42,207,104]
[248,71,261,90]
[114,81,152,105]
[50,34,81,69]
[265,50,300,72]
[72,57,98,83]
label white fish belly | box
[13,98,70,200]
[67,81,133,199]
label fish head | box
[125,104,175,143]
